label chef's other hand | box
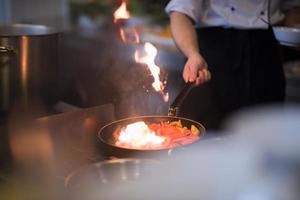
[183,53,211,85]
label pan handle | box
[168,82,194,117]
[0,46,14,54]
[0,46,14,68]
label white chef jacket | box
[165,0,300,29]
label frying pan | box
[98,82,205,158]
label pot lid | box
[0,24,58,36]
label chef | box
[165,0,300,130]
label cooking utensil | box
[98,82,204,158]
[0,24,59,119]
[168,82,194,116]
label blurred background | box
[1,1,300,200]
[0,0,299,119]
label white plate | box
[273,26,300,47]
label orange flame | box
[131,28,140,44]
[113,0,168,102]
[135,42,169,102]
[119,28,127,42]
[119,27,140,44]
[113,1,130,23]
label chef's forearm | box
[170,12,200,58]
[284,7,300,27]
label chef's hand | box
[183,53,211,85]
[283,7,300,28]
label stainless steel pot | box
[0,24,59,120]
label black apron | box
[178,27,286,130]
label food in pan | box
[113,120,200,150]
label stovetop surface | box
[0,104,116,190]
